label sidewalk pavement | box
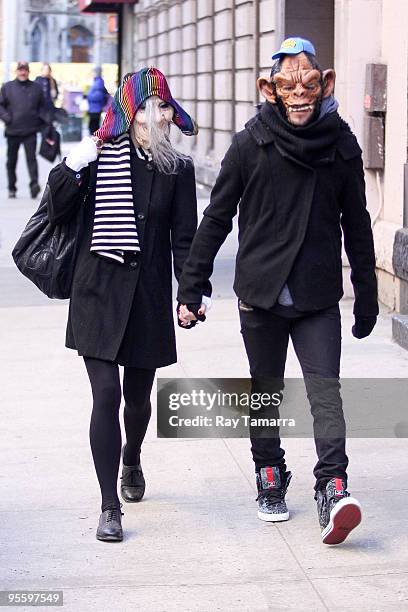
[1,140,408,612]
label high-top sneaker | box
[256,466,292,522]
[315,477,362,545]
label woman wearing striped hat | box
[46,67,211,542]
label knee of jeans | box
[251,374,284,393]
[305,375,340,394]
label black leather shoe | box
[120,463,146,503]
[96,504,124,542]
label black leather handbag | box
[12,184,85,299]
[39,126,61,163]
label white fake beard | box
[141,97,191,175]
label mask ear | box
[322,69,335,98]
[256,77,276,103]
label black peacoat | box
[178,104,378,317]
[47,145,201,368]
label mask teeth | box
[288,105,313,112]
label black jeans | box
[84,357,156,511]
[6,134,39,191]
[239,300,348,490]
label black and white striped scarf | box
[90,133,152,264]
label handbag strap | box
[89,159,98,189]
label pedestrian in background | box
[86,66,109,135]
[0,61,47,199]
[35,62,59,123]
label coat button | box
[146,163,153,171]
[137,213,145,220]
[130,260,139,269]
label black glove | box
[185,302,206,322]
[352,316,377,339]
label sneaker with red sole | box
[315,477,362,545]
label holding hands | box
[177,296,212,329]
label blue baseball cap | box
[272,37,316,60]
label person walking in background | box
[86,66,109,135]
[0,61,47,199]
[35,63,59,123]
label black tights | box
[84,357,156,511]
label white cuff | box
[64,155,83,173]
[201,295,212,311]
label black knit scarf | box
[260,102,342,166]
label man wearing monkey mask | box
[178,38,378,545]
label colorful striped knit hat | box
[94,67,198,142]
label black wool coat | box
[178,104,379,317]
[47,148,199,368]
[0,79,47,136]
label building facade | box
[1,0,117,76]
[119,0,408,347]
